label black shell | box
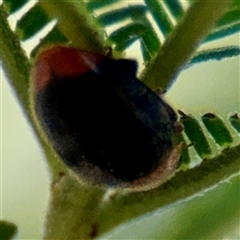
[32,47,181,189]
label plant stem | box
[0,5,69,177]
[141,0,234,90]
[0,5,30,117]
[43,173,106,240]
[97,144,240,236]
[39,0,107,53]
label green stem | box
[97,144,240,236]
[0,5,66,177]
[0,5,30,117]
[43,174,106,240]
[141,0,233,90]
[39,0,107,53]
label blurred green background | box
[1,3,239,239]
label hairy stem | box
[141,0,233,89]
[43,173,106,240]
[0,5,30,116]
[39,0,107,53]
[97,144,240,236]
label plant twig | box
[97,144,240,236]
[141,0,233,89]
[39,0,107,53]
[43,173,106,240]
[0,5,30,116]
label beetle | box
[30,45,182,191]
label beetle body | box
[31,46,181,191]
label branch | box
[97,144,240,236]
[39,0,107,53]
[0,5,30,117]
[141,0,234,89]
[43,173,106,240]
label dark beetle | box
[31,46,182,191]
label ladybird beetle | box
[30,45,182,191]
